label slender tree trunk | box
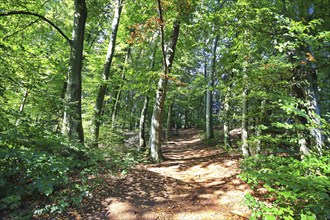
[62,0,87,143]
[174,104,180,136]
[110,46,131,128]
[60,80,67,100]
[195,108,199,128]
[129,92,135,131]
[111,87,122,129]
[166,101,173,142]
[91,0,123,146]
[223,88,230,149]
[206,36,218,139]
[206,73,213,137]
[111,74,125,129]
[139,95,149,150]
[183,108,187,129]
[174,122,179,136]
[16,89,29,126]
[149,0,180,162]
[196,96,204,128]
[241,68,250,157]
[138,44,156,150]
[203,55,207,132]
[256,99,266,154]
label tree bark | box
[241,67,250,157]
[206,36,218,139]
[128,91,136,131]
[150,77,167,161]
[15,89,29,126]
[111,80,123,129]
[292,64,322,156]
[139,44,157,150]
[62,0,87,143]
[139,95,149,151]
[255,99,266,154]
[292,77,311,155]
[306,65,322,154]
[149,0,180,162]
[166,101,173,142]
[223,88,230,149]
[91,0,123,146]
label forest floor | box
[65,128,252,220]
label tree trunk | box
[292,79,311,155]
[111,74,125,129]
[129,92,136,131]
[166,102,173,142]
[174,104,180,136]
[184,108,188,129]
[111,46,131,129]
[139,95,149,151]
[206,36,218,139]
[299,137,310,157]
[62,0,87,143]
[91,0,123,146]
[111,87,122,129]
[241,68,250,157]
[223,88,230,149]
[306,65,322,154]
[149,0,180,162]
[255,99,266,154]
[292,59,322,156]
[150,77,167,161]
[15,89,29,126]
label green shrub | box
[0,147,70,209]
[0,121,146,218]
[239,154,330,219]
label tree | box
[62,0,87,143]
[139,95,149,150]
[205,36,218,140]
[241,61,250,157]
[91,0,124,146]
[0,1,87,143]
[149,0,181,162]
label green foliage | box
[0,122,145,217]
[240,154,330,219]
[0,122,75,211]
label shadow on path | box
[70,128,252,220]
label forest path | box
[76,128,252,220]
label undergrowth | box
[239,153,330,220]
[0,124,145,219]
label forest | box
[0,0,329,219]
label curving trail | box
[70,129,252,220]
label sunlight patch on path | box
[85,129,252,220]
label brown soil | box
[67,128,252,220]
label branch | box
[0,11,72,45]
[323,75,330,83]
[157,0,168,72]
[3,19,40,40]
[167,20,180,68]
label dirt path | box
[72,129,252,220]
